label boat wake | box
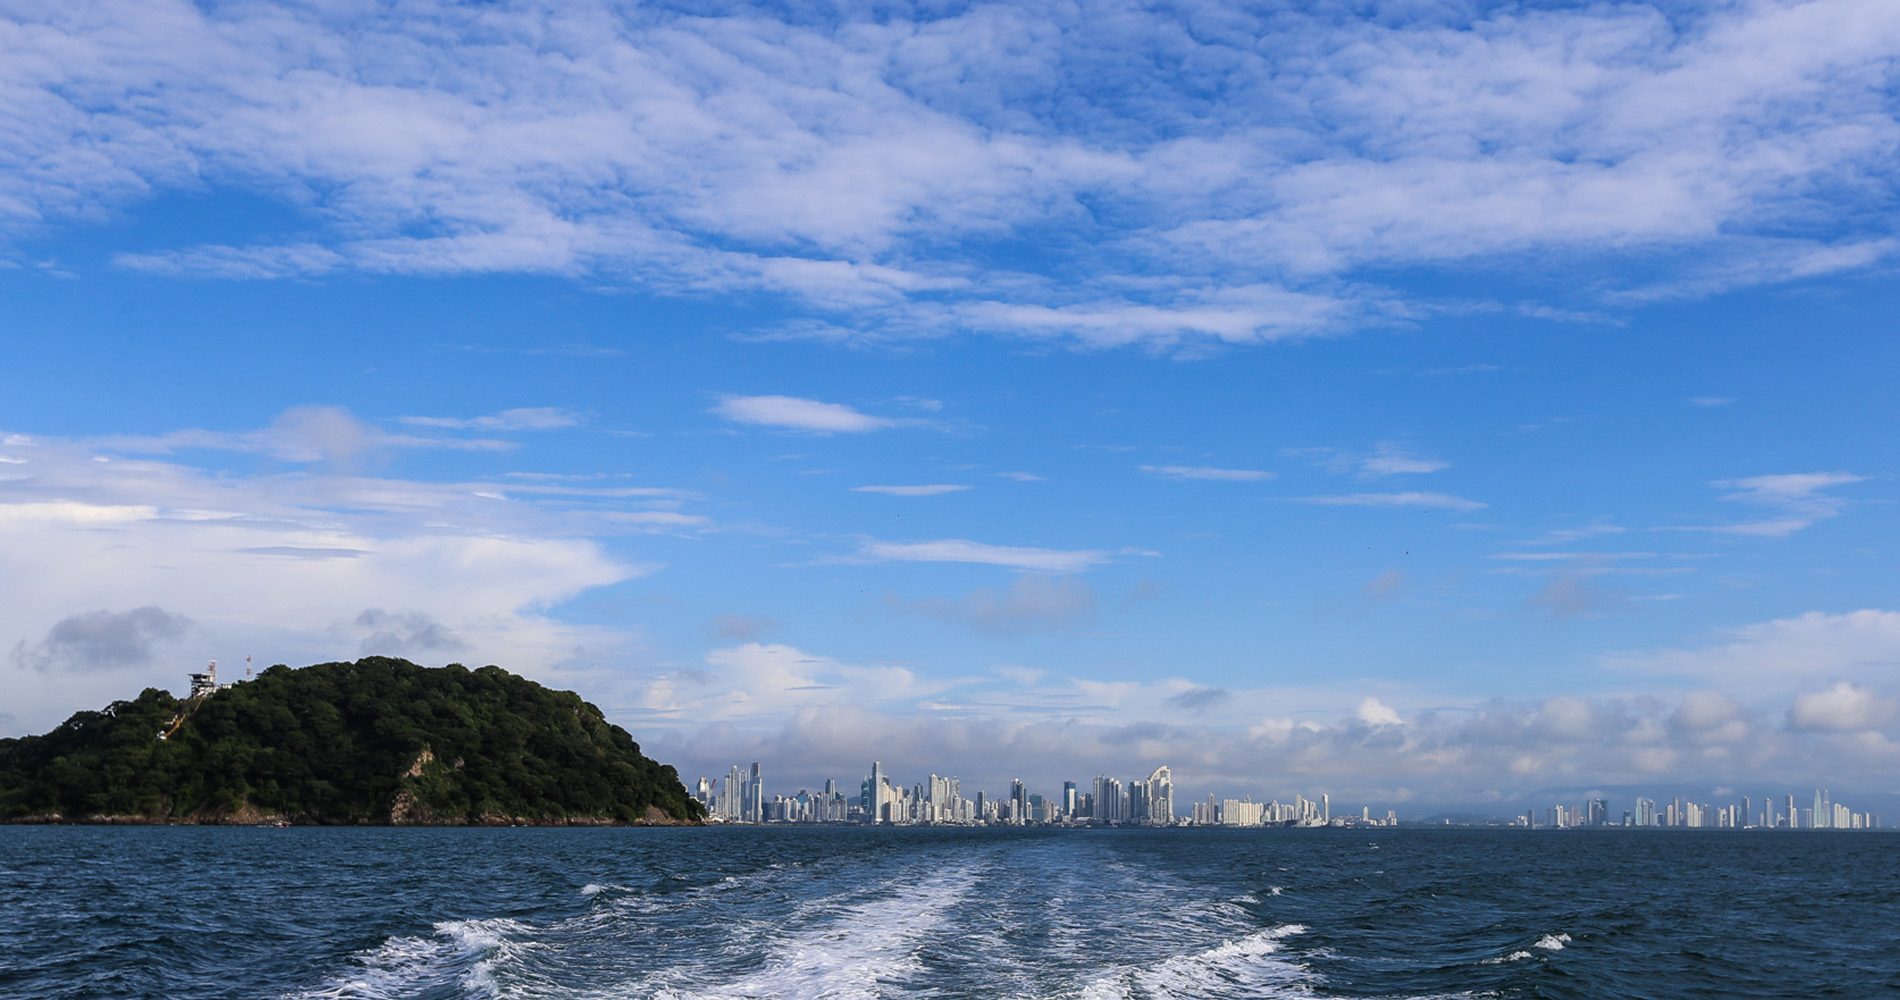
[286,840,1346,1000]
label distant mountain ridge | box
[0,657,704,825]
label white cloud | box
[711,395,893,433]
[100,405,514,465]
[1788,682,1898,732]
[1720,472,1865,508]
[1358,446,1449,477]
[644,657,1900,805]
[852,484,970,496]
[398,407,582,431]
[1284,443,1448,478]
[1490,552,1656,561]
[636,643,925,722]
[858,539,1112,574]
[1356,697,1403,727]
[1669,690,1750,745]
[1669,471,1867,537]
[2,0,1897,348]
[1140,465,1272,482]
[955,287,1368,349]
[1530,520,1628,545]
[0,422,689,735]
[1302,492,1487,511]
[1607,609,1900,688]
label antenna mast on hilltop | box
[246,655,253,680]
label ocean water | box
[0,826,1894,999]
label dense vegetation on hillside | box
[0,657,704,824]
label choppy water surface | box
[1,826,1894,999]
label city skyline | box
[4,0,1899,808]
[691,758,1887,830]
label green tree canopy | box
[0,657,704,825]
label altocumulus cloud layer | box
[5,0,1899,347]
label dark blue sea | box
[1,826,1894,999]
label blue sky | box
[3,0,1898,812]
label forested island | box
[0,657,704,825]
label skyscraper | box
[1148,766,1174,825]
[1092,776,1126,823]
[746,762,763,824]
[724,764,747,822]
[866,761,888,824]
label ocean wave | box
[1478,931,1570,966]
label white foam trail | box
[1079,924,1314,1000]
[1482,950,1533,965]
[1534,933,1571,951]
[289,917,525,1000]
[657,860,981,1000]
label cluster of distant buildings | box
[1523,789,1882,830]
[692,761,1398,827]
[695,761,1888,831]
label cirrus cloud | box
[1301,491,1488,511]
[711,395,894,433]
[398,408,582,432]
[852,484,971,496]
[1140,465,1272,482]
[857,539,1113,574]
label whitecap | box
[1534,933,1571,951]
[1482,950,1533,965]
